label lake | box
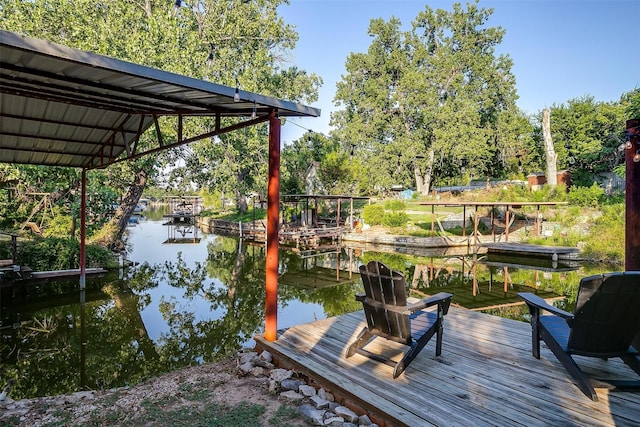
[0,210,616,399]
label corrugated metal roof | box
[0,30,320,169]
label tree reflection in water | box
[2,231,610,400]
[0,235,362,399]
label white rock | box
[238,362,254,375]
[323,415,345,425]
[309,395,329,409]
[259,350,273,363]
[253,358,274,369]
[279,390,304,404]
[238,351,258,365]
[317,388,327,400]
[298,404,325,425]
[280,379,303,391]
[250,366,266,377]
[270,368,293,382]
[299,384,317,397]
[358,414,373,425]
[334,405,359,422]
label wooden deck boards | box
[255,308,640,427]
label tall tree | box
[0,0,320,238]
[546,96,629,186]
[332,1,518,195]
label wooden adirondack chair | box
[519,271,640,401]
[346,260,453,378]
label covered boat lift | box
[0,30,320,341]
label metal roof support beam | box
[265,110,280,342]
[153,115,164,148]
[99,115,269,169]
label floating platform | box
[255,307,639,426]
[481,242,580,261]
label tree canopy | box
[0,0,320,238]
[331,0,519,195]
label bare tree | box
[542,108,558,186]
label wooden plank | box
[257,307,640,427]
[296,313,620,427]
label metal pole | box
[626,119,640,270]
[505,206,510,242]
[265,111,281,341]
[79,168,87,290]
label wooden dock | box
[255,307,639,426]
[482,242,580,260]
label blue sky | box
[277,0,640,144]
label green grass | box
[269,405,307,426]
[76,400,272,427]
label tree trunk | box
[94,169,147,250]
[542,108,558,186]
[235,189,248,214]
[414,163,425,194]
[414,150,436,196]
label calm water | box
[0,211,616,399]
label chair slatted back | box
[569,271,640,356]
[359,261,411,344]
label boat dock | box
[482,242,580,261]
[255,307,639,426]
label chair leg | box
[540,328,598,401]
[435,309,444,356]
[394,341,426,379]
[346,327,373,358]
[621,354,640,376]
[531,311,541,359]
[393,324,438,378]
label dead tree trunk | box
[542,108,558,186]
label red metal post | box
[626,119,640,271]
[265,111,281,341]
[79,168,87,290]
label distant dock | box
[481,242,580,261]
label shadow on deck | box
[255,307,639,427]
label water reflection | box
[0,216,613,400]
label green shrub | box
[567,183,604,207]
[363,204,385,225]
[17,237,114,271]
[0,241,12,259]
[383,212,408,227]
[384,199,406,212]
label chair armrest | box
[356,292,452,315]
[405,292,453,314]
[518,292,573,319]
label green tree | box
[0,0,320,235]
[546,96,628,186]
[332,1,518,195]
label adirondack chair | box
[518,271,640,401]
[346,260,453,378]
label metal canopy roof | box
[0,30,320,169]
